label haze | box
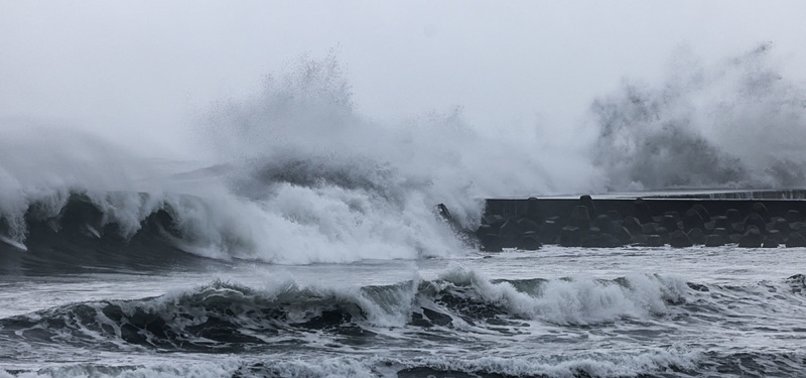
[2,1,804,161]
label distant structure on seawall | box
[474,189,806,251]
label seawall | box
[477,190,806,251]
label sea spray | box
[592,43,806,190]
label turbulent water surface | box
[1,243,804,377]
[2,44,806,378]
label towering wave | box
[4,46,806,266]
[592,43,806,190]
[201,53,596,226]
[0,55,596,265]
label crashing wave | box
[0,269,694,351]
[2,269,805,377]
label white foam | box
[0,126,466,264]
[439,267,688,325]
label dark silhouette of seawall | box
[477,190,806,251]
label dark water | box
[1,240,805,377]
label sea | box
[1,235,805,377]
[2,47,806,377]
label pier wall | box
[477,190,806,250]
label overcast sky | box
[2,1,805,158]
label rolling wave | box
[0,157,466,270]
[1,269,805,377]
[0,125,468,267]
[3,269,803,352]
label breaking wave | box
[4,268,795,351]
[4,45,806,268]
[0,54,597,267]
[0,269,684,350]
[2,269,805,377]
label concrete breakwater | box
[475,190,806,251]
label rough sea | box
[3,42,806,378]
[2,238,804,377]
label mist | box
[2,1,806,263]
[3,1,806,163]
[592,43,806,190]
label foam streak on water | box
[1,247,804,377]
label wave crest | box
[0,271,698,351]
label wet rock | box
[768,217,789,232]
[645,234,663,247]
[481,214,506,228]
[593,214,615,234]
[762,230,781,248]
[569,206,591,229]
[785,209,802,223]
[669,230,693,248]
[581,232,620,248]
[692,204,711,221]
[498,219,520,245]
[786,232,806,248]
[687,228,705,245]
[641,222,659,235]
[559,226,582,247]
[622,216,642,234]
[475,224,496,237]
[789,222,806,232]
[539,218,561,244]
[614,226,633,245]
[661,214,679,232]
[516,232,542,250]
[726,208,742,224]
[730,222,746,234]
[738,227,763,248]
[712,215,730,229]
[436,203,453,221]
[683,208,705,230]
[479,233,503,252]
[704,234,726,247]
[631,233,647,245]
[744,213,766,233]
[751,202,769,220]
[713,227,729,236]
[516,218,541,234]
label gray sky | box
[2,1,805,158]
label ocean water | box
[2,48,806,377]
[1,243,804,377]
